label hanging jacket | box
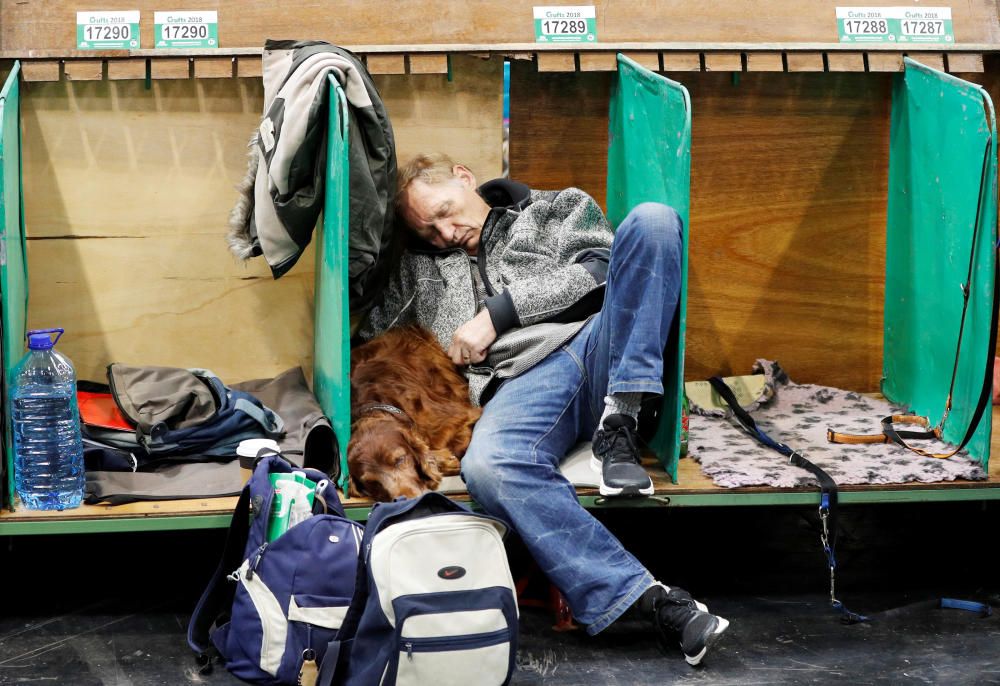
[227,39,397,310]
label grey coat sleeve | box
[494,188,614,329]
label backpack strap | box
[186,483,253,661]
[311,508,372,686]
[316,636,346,686]
[302,468,346,518]
[324,512,373,647]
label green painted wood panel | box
[314,77,351,492]
[0,62,28,507]
[883,57,997,466]
[606,53,691,482]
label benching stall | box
[0,3,999,534]
[0,53,691,532]
[316,56,997,503]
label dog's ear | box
[347,475,366,499]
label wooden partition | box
[510,59,1000,392]
[18,50,999,400]
[19,55,502,383]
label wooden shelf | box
[2,42,992,82]
[2,42,997,59]
[3,408,999,534]
[0,44,989,81]
[2,0,997,534]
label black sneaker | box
[591,414,654,497]
[650,584,729,666]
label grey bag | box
[96,364,284,458]
[233,367,338,476]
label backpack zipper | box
[246,542,268,580]
[236,559,283,675]
[104,365,138,428]
[402,628,510,660]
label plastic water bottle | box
[10,328,85,510]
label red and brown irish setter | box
[348,325,481,502]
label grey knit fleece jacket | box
[357,179,613,405]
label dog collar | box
[352,403,413,425]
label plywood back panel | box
[21,55,502,382]
[510,63,902,391]
[27,237,317,383]
[510,62,1000,387]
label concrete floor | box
[1,502,998,685]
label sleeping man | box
[357,152,729,665]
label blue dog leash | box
[707,376,868,624]
[707,377,994,623]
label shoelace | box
[598,426,641,466]
[656,592,699,618]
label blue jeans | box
[461,203,683,635]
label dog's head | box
[347,415,443,502]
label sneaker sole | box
[684,616,730,667]
[590,456,655,497]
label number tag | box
[836,7,893,43]
[896,7,953,43]
[155,11,218,48]
[76,11,140,50]
[534,6,597,43]
[836,6,954,44]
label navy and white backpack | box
[334,492,519,686]
[188,454,363,685]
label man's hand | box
[449,310,497,366]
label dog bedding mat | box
[688,361,987,488]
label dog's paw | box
[427,449,462,476]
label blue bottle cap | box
[26,328,64,350]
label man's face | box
[399,166,491,255]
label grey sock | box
[601,392,642,425]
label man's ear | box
[452,164,477,189]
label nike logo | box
[437,565,467,580]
